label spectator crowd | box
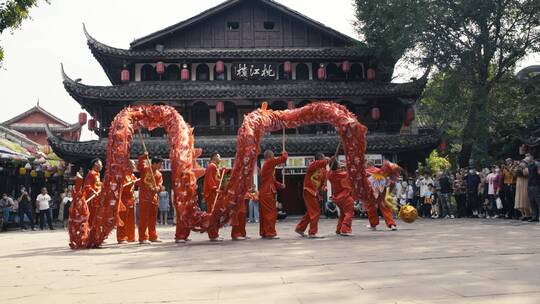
[3,154,540,233]
[386,155,540,223]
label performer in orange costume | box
[175,149,206,244]
[259,149,288,239]
[83,159,102,228]
[116,160,139,244]
[231,185,257,240]
[327,158,355,236]
[203,152,225,241]
[365,161,398,231]
[296,153,328,238]
[137,153,163,244]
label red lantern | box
[439,140,447,152]
[404,107,416,126]
[215,61,225,75]
[371,107,381,121]
[284,61,292,74]
[317,64,326,80]
[121,69,130,83]
[88,119,97,131]
[287,101,295,110]
[181,64,190,81]
[78,112,87,125]
[156,62,165,75]
[367,68,376,81]
[216,101,224,114]
[342,61,351,73]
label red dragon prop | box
[69,105,199,248]
[209,101,371,228]
[69,102,373,249]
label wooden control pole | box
[282,128,286,184]
[138,129,157,189]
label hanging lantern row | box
[123,61,376,81]
[216,101,224,113]
[19,160,66,177]
[19,169,51,177]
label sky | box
[0,0,538,141]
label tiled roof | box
[84,27,367,61]
[2,105,71,127]
[47,125,439,166]
[128,0,359,49]
[62,68,422,103]
[10,123,82,133]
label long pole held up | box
[212,168,227,211]
[334,141,341,159]
[138,129,157,189]
[331,141,341,168]
[282,128,286,184]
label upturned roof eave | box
[62,78,422,105]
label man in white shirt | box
[486,168,502,218]
[416,174,434,205]
[36,187,54,230]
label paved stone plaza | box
[1,218,540,304]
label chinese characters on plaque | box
[231,62,277,80]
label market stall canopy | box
[0,138,32,161]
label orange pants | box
[366,197,396,228]
[175,205,191,241]
[205,192,219,239]
[138,202,158,241]
[259,191,277,237]
[88,205,98,228]
[335,197,354,234]
[117,207,136,242]
[231,211,247,238]
[296,191,321,236]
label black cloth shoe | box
[527,218,539,222]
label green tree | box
[421,67,539,167]
[354,0,540,166]
[353,0,430,81]
[0,0,48,64]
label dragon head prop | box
[379,161,401,181]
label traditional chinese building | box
[49,0,439,214]
[3,102,84,146]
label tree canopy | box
[0,0,48,64]
[354,0,540,167]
